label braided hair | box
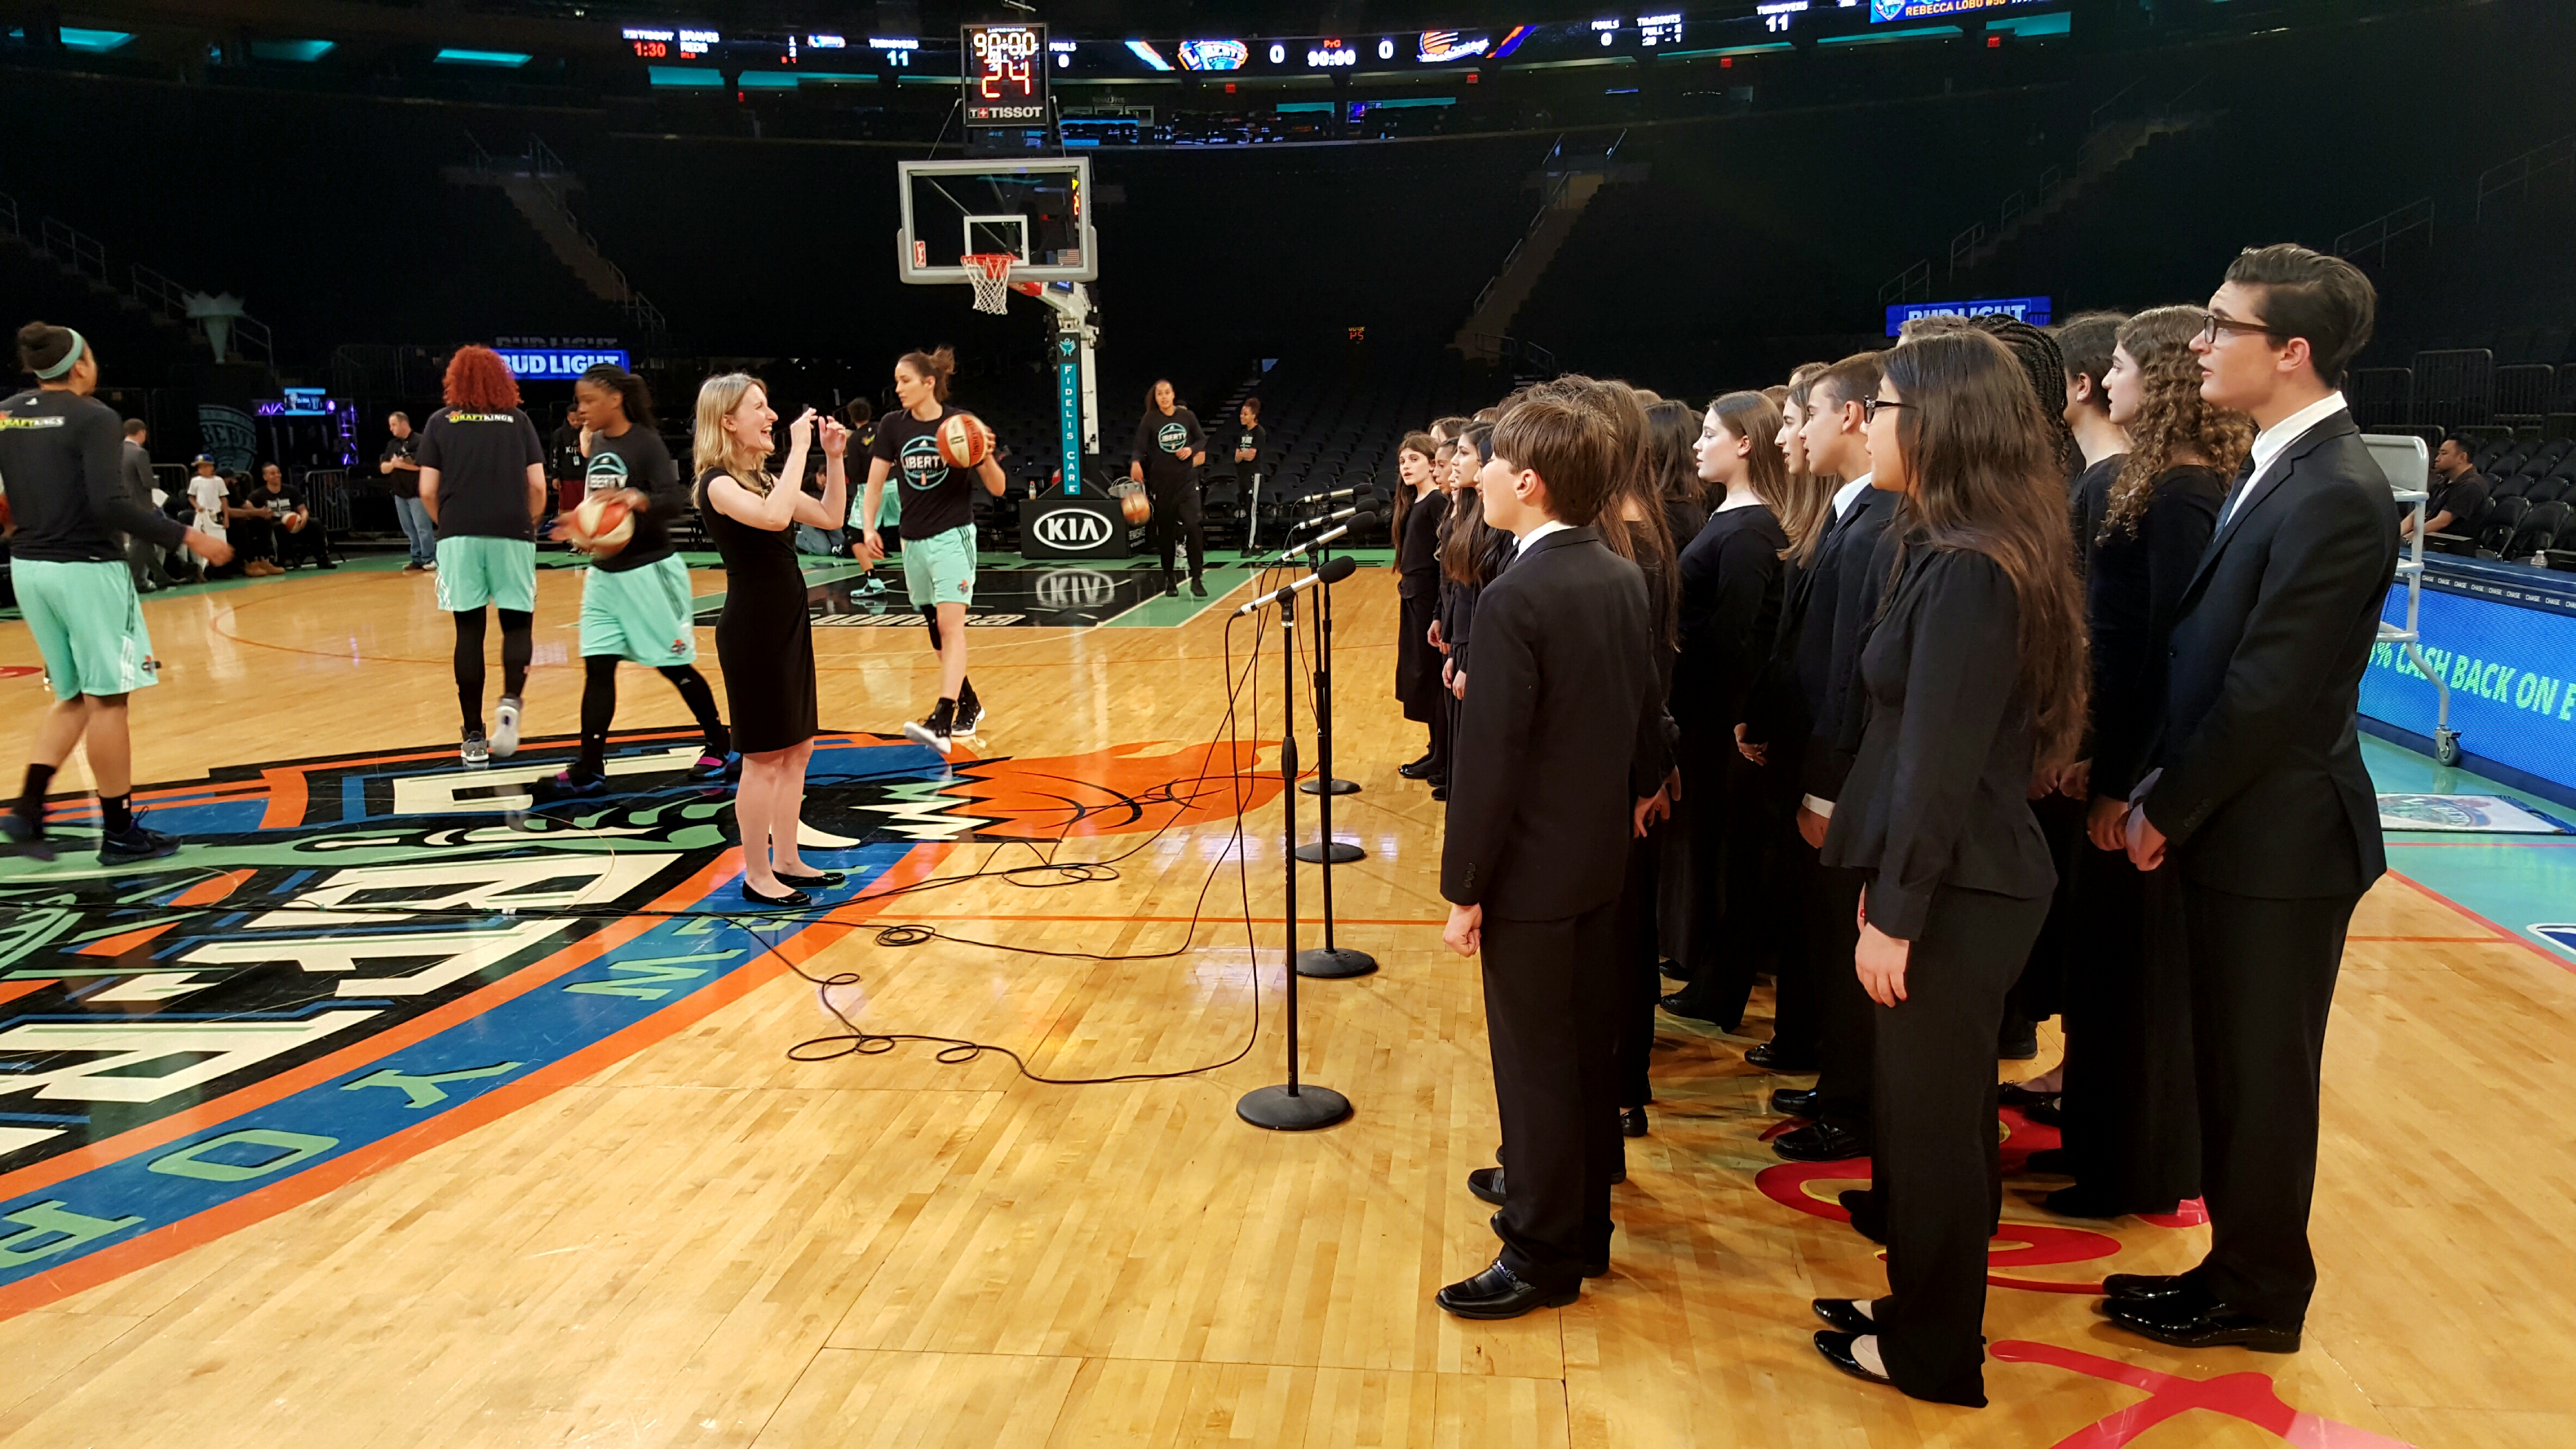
[1969,314,2083,485]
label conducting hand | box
[1443,902,1482,957]
[1735,722,1767,766]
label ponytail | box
[899,346,956,403]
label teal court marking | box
[2363,735,2576,970]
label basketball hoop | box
[961,252,1017,315]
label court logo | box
[1032,509,1112,549]
[1035,569,1118,610]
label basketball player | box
[418,344,545,765]
[0,322,231,863]
[840,399,892,597]
[531,363,732,802]
[1128,380,1207,596]
[859,347,1006,754]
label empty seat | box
[2506,500,2573,559]
[2479,495,2531,553]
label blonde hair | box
[692,372,773,498]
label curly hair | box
[2101,306,2256,543]
[442,345,521,411]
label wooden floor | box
[0,557,2569,1447]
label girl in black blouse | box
[2049,305,2248,1219]
[1392,432,1449,782]
[1810,331,2088,1408]
[1661,393,1792,1030]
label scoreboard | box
[964,23,1048,126]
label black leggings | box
[575,653,729,777]
[453,607,532,735]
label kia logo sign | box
[1036,569,1116,609]
[1033,509,1112,549]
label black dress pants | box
[1615,830,1662,1110]
[1481,898,1623,1292]
[1149,478,1205,580]
[1870,881,2051,1409]
[1808,856,1875,1136]
[2059,844,2199,1211]
[1671,744,1780,1027]
[1766,780,1820,1058]
[2175,877,2357,1327]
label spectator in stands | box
[119,421,174,593]
[381,411,434,572]
[2403,435,2485,542]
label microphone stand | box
[1237,581,1356,1131]
[1290,517,1373,979]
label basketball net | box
[962,253,1016,315]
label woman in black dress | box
[2048,305,2244,1217]
[1661,392,1792,1028]
[1436,424,1515,806]
[1809,331,2089,1407]
[692,373,850,908]
[1391,431,1448,783]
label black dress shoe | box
[1814,1330,1895,1387]
[1839,1189,1887,1244]
[1468,1166,1508,1206]
[1772,1121,1871,1163]
[1429,784,1448,802]
[2018,1147,2075,1176]
[1398,754,1436,780]
[1657,990,1733,1026]
[1812,1298,1876,1335]
[1436,1259,1578,1319]
[776,868,846,889]
[2102,1299,2302,1354]
[1620,1105,1648,1137]
[1770,1088,1820,1117]
[2101,1272,2203,1305]
[740,881,813,908]
[1658,958,1690,981]
[2025,1096,2066,1127]
[1744,1040,1818,1073]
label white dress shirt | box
[2221,390,2348,528]
[1518,518,1573,550]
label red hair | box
[443,346,522,410]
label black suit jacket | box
[1804,488,1901,799]
[2142,410,2400,898]
[1822,546,2055,940]
[1441,525,1672,918]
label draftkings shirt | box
[418,405,544,540]
[871,405,977,541]
[583,425,682,573]
[0,389,185,561]
[1130,406,1204,490]
[381,431,422,498]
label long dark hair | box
[1707,391,1787,510]
[578,362,656,430]
[1645,399,1705,513]
[1390,428,1438,567]
[1778,363,1840,566]
[1441,425,1498,586]
[2103,306,2255,541]
[1879,332,2090,767]
[899,345,955,402]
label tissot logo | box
[1032,509,1112,549]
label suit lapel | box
[2179,411,2357,605]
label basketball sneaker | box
[903,700,956,756]
[99,819,180,867]
[0,812,56,862]
[493,696,522,758]
[461,732,491,766]
[689,751,741,782]
[530,770,608,805]
[953,697,986,737]
[859,575,887,596]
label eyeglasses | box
[1860,397,1911,422]
[2197,309,2285,345]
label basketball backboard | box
[896,157,1097,285]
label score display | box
[963,23,1048,126]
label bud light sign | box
[495,348,631,379]
[1884,296,2052,336]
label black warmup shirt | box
[1130,406,1204,490]
[0,389,186,562]
[417,405,544,540]
[871,405,979,541]
[248,483,305,519]
[382,432,423,498]
[582,425,683,573]
[2429,469,2488,534]
[1210,420,1267,480]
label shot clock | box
[963,22,1048,126]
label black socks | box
[659,665,729,758]
[957,677,979,717]
[577,654,619,780]
[101,794,133,836]
[16,763,55,824]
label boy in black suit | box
[1437,384,1673,1319]
[2109,244,2399,1353]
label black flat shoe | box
[1770,1088,1820,1117]
[1397,754,1436,780]
[1657,990,1734,1026]
[1745,1040,1818,1073]
[776,868,846,889]
[1772,1121,1871,1164]
[1429,784,1448,802]
[1840,1189,1887,1243]
[1812,1298,1875,1335]
[1619,1105,1648,1137]
[740,882,813,909]
[2025,1096,2066,1127]
[1657,958,1691,981]
[2101,1272,2203,1305]
[1467,1166,1508,1207]
[1814,1330,1895,1387]
[1436,1259,1578,1320]
[2102,1299,2301,1354]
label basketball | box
[566,492,634,556]
[283,513,305,533]
[936,412,992,469]
[1120,489,1152,526]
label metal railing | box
[1877,259,1930,306]
[299,470,356,533]
[131,264,185,321]
[2334,197,2433,264]
[2474,135,2573,221]
[1946,223,1985,278]
[39,216,106,285]
[463,129,669,337]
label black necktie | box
[2219,457,2258,526]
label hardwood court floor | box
[0,557,2569,1447]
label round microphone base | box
[1295,946,1377,979]
[1237,1082,1352,1131]
[1293,839,1365,864]
[1297,777,1360,796]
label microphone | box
[1234,554,1359,616]
[1271,511,1376,563]
[1289,502,1368,534]
[1297,486,1361,505]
